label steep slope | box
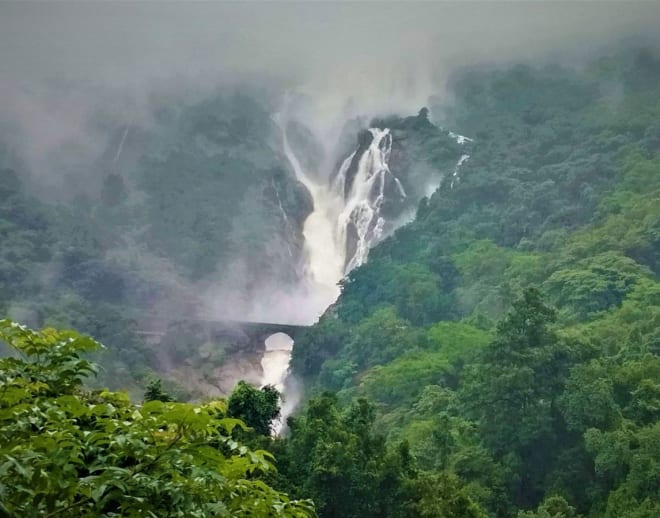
[288,49,660,517]
[0,89,467,399]
[0,89,313,394]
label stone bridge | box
[137,317,308,353]
[135,318,310,396]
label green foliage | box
[0,319,314,517]
[346,306,419,369]
[138,93,305,280]
[545,252,651,321]
[460,289,571,506]
[0,168,51,312]
[281,394,416,518]
[518,496,581,518]
[228,380,281,436]
[426,321,492,363]
[585,422,660,518]
[143,378,174,403]
[338,260,458,325]
[462,289,564,452]
[290,49,660,517]
[357,351,451,406]
[291,314,350,381]
[411,472,489,518]
[558,360,621,432]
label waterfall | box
[281,124,405,289]
[261,333,294,390]
[261,332,296,435]
[336,128,400,272]
[259,121,406,432]
[449,132,472,189]
[450,154,470,189]
[259,116,472,433]
[113,123,131,162]
[281,129,345,298]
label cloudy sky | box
[2,1,659,88]
[1,1,659,178]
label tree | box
[346,306,417,369]
[228,380,281,436]
[411,472,488,518]
[282,394,415,518]
[461,288,571,507]
[100,173,127,207]
[518,495,581,518]
[584,420,660,517]
[0,319,314,517]
[143,377,174,402]
[544,252,650,321]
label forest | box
[1,46,659,516]
[287,49,660,517]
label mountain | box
[287,49,660,517]
[0,87,467,398]
[0,89,313,394]
[1,42,659,517]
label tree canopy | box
[0,319,314,517]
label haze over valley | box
[1,2,660,517]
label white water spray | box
[260,119,407,431]
[260,332,297,435]
[449,132,472,189]
[113,123,131,162]
[282,124,405,300]
[261,333,294,391]
[450,154,470,189]
[281,128,345,301]
[336,128,399,272]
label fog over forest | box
[1,2,660,517]
[2,2,660,171]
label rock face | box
[323,108,470,272]
[372,108,469,207]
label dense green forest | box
[0,319,314,516]
[1,48,659,515]
[286,49,660,517]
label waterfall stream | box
[281,128,345,300]
[261,332,296,435]
[259,116,472,433]
[260,120,410,432]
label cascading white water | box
[260,121,405,432]
[450,154,470,189]
[449,131,472,189]
[261,332,296,435]
[278,123,403,310]
[261,333,295,391]
[423,131,473,196]
[281,129,345,300]
[336,128,397,272]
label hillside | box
[287,49,660,517]
[1,43,659,517]
[0,89,313,395]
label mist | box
[2,1,660,337]
[3,2,660,131]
